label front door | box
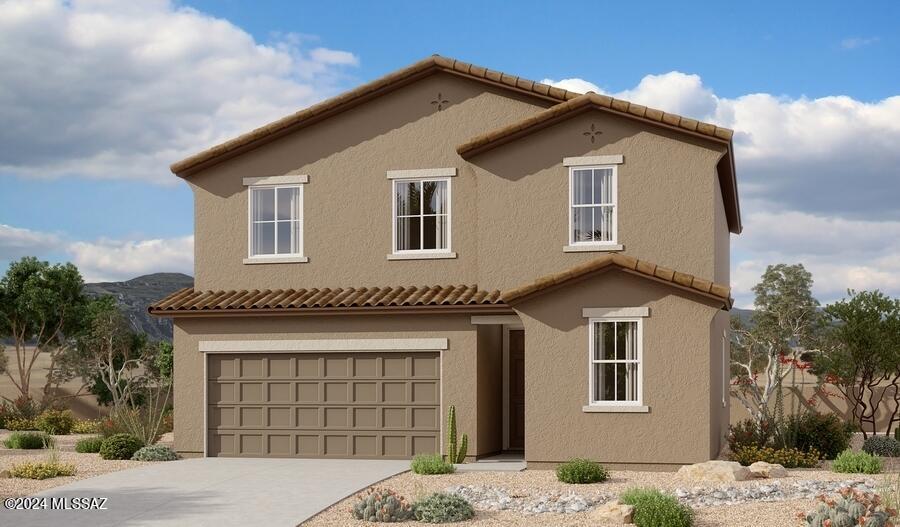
[508,329,525,451]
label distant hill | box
[85,273,193,342]
[731,307,755,326]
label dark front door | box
[508,329,525,450]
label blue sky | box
[1,0,898,307]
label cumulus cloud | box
[68,235,194,282]
[0,224,63,261]
[0,0,359,184]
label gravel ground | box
[303,469,896,527]
[0,430,174,499]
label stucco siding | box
[713,173,730,285]
[511,270,722,466]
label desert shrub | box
[730,445,820,468]
[99,433,144,460]
[5,417,36,431]
[556,458,609,484]
[786,412,854,459]
[350,487,414,522]
[620,488,694,527]
[3,431,53,449]
[800,488,895,527]
[34,409,76,435]
[8,461,76,480]
[879,472,900,513]
[72,419,102,435]
[727,418,773,452]
[862,436,900,457]
[132,444,178,461]
[97,415,129,437]
[74,436,104,453]
[411,454,455,475]
[832,450,882,474]
[414,492,474,523]
[160,408,173,434]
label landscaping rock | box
[591,500,634,524]
[748,461,787,478]
[677,460,751,482]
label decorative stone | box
[676,460,751,482]
[591,500,634,524]
[748,461,788,479]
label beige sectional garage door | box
[207,352,441,458]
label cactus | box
[350,487,413,522]
[456,433,468,464]
[447,405,457,464]
[800,488,896,527]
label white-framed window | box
[569,165,617,245]
[588,318,642,406]
[248,184,303,258]
[392,178,451,253]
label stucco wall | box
[713,174,731,285]
[172,314,482,457]
[511,270,722,467]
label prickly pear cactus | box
[447,405,457,464]
[350,487,413,522]
[800,488,897,527]
[456,433,468,464]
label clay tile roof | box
[149,285,505,315]
[501,254,732,308]
[457,92,734,158]
[169,55,581,178]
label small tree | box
[814,290,900,437]
[0,257,88,406]
[730,264,823,440]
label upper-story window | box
[248,184,303,258]
[392,178,450,253]
[569,165,617,246]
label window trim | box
[390,177,452,256]
[568,164,618,247]
[587,316,644,408]
[246,183,305,262]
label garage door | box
[207,352,441,458]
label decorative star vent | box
[583,123,602,143]
[431,92,449,111]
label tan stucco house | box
[150,55,740,469]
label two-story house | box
[151,55,740,469]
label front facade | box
[151,56,740,469]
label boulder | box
[591,500,634,524]
[676,460,751,482]
[748,461,787,478]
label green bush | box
[832,449,882,474]
[74,436,104,453]
[350,487,414,522]
[414,492,475,523]
[862,436,900,457]
[411,454,455,475]
[3,431,54,449]
[72,419,101,435]
[99,433,144,460]
[556,458,609,484]
[8,461,76,480]
[5,417,36,431]
[34,409,76,435]
[730,445,820,468]
[620,488,694,527]
[132,444,178,461]
[786,412,854,460]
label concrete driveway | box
[1,457,410,527]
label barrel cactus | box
[350,487,413,522]
[800,488,896,527]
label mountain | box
[85,273,193,342]
[730,307,755,326]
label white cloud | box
[0,0,359,184]
[539,77,602,94]
[68,235,194,282]
[0,224,62,260]
[841,36,879,49]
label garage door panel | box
[208,352,440,458]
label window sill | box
[386,252,457,261]
[564,244,624,253]
[243,256,309,265]
[582,405,649,413]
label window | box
[588,319,641,405]
[248,185,303,258]
[569,166,616,245]
[393,179,450,253]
